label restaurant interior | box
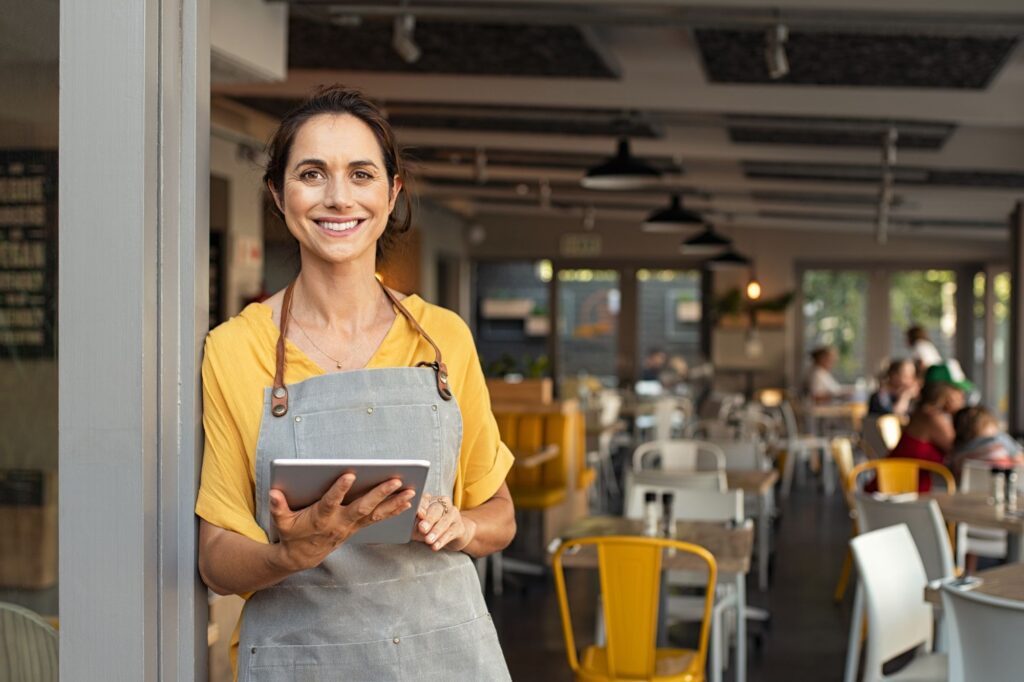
[5,1,1024,680]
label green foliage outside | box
[889,270,956,342]
[802,270,867,382]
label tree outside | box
[802,270,867,383]
[888,269,956,363]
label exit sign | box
[560,233,602,257]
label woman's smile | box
[314,216,367,235]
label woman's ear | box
[389,175,404,213]
[267,180,284,215]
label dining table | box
[727,468,779,591]
[924,562,1024,606]
[553,515,754,682]
[928,492,1024,562]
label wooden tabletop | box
[924,563,1024,606]
[726,469,779,495]
[810,402,867,419]
[553,515,753,575]
[929,493,1024,532]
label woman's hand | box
[413,493,477,552]
[269,474,416,572]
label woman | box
[867,358,918,419]
[196,86,515,680]
[803,345,845,403]
[885,381,964,492]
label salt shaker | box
[661,492,676,556]
[990,467,1006,506]
[1006,469,1019,512]
[643,491,660,536]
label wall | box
[468,210,1008,387]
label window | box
[889,269,957,363]
[557,268,620,387]
[802,270,868,383]
[636,268,703,370]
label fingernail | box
[427,534,436,542]
[420,522,429,531]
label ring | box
[429,498,450,515]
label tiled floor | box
[491,483,855,682]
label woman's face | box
[273,114,401,268]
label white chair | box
[941,580,1024,682]
[626,469,728,500]
[702,438,768,472]
[622,482,745,682]
[632,439,726,473]
[849,524,947,682]
[777,400,832,497]
[955,462,1023,570]
[0,602,58,682]
[845,495,956,679]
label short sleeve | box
[451,330,513,510]
[195,336,269,544]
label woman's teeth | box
[317,219,359,232]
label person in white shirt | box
[906,325,942,372]
[804,346,844,403]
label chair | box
[941,580,1024,682]
[633,439,726,473]
[832,437,858,603]
[622,481,742,681]
[627,469,728,495]
[848,525,947,682]
[0,602,58,682]
[955,462,1020,571]
[847,458,956,495]
[776,400,831,497]
[553,535,716,682]
[701,439,768,472]
[861,415,902,459]
[855,496,954,582]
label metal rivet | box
[295,416,302,423]
[432,405,438,411]
[440,372,448,383]
[272,405,286,416]
[251,647,257,654]
[393,637,400,644]
[272,387,285,399]
[367,407,374,414]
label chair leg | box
[843,583,864,682]
[834,549,852,603]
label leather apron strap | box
[271,279,452,418]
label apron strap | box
[271,279,453,418]
[270,280,296,417]
[380,284,454,402]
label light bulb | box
[746,278,762,300]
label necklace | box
[290,314,344,370]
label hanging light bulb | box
[746,275,762,300]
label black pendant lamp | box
[581,138,661,190]
[642,194,704,233]
[679,225,731,255]
[706,249,752,270]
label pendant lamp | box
[706,249,752,270]
[642,194,703,233]
[679,225,731,255]
[581,138,661,190]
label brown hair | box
[918,380,956,409]
[954,405,999,447]
[810,346,834,363]
[262,85,412,261]
[907,325,927,344]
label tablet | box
[269,458,430,544]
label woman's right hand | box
[268,474,416,572]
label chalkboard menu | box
[0,151,57,358]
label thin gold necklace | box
[290,313,343,370]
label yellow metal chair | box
[553,535,717,682]
[831,437,857,603]
[847,458,956,495]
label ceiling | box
[213,0,1024,243]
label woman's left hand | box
[414,494,477,552]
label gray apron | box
[237,282,510,682]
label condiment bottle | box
[643,491,660,537]
[991,467,1006,506]
[661,492,676,556]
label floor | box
[491,482,856,682]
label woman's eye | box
[300,169,324,181]
[353,170,374,181]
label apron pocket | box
[246,639,398,682]
[394,613,510,681]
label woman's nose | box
[324,177,354,208]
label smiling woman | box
[196,86,515,681]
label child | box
[952,405,1024,477]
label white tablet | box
[269,458,430,544]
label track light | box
[392,13,421,64]
[581,138,661,190]
[765,24,789,80]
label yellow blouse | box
[195,295,514,543]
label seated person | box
[868,358,919,418]
[885,381,964,492]
[640,347,668,382]
[952,405,1024,477]
[803,346,845,403]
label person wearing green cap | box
[882,381,965,492]
[923,359,975,394]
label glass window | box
[889,269,957,363]
[557,268,619,388]
[802,270,868,383]
[474,260,550,379]
[636,268,702,372]
[993,271,1011,420]
[0,0,59,624]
